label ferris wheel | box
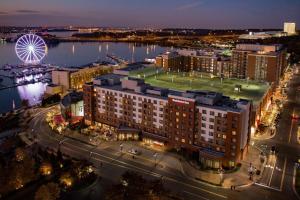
[15,34,47,64]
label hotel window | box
[210,111,214,116]
[133,96,136,100]
[232,123,237,128]
[183,113,186,117]
[209,118,214,123]
[222,135,227,139]
[176,118,179,122]
[176,112,179,116]
[202,116,206,121]
[232,131,236,135]
[209,132,213,136]
[202,110,207,114]
[232,138,236,143]
[209,125,214,129]
[201,123,206,128]
[181,139,185,143]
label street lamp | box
[153,153,158,166]
[218,168,224,185]
[120,143,123,153]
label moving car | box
[128,149,140,155]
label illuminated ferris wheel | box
[15,34,47,64]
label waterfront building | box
[83,74,251,168]
[46,64,114,95]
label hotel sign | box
[172,99,190,105]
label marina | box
[0,41,168,114]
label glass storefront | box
[200,157,220,169]
[142,138,164,147]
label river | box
[0,41,170,114]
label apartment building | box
[156,44,287,83]
[232,44,287,83]
[83,74,251,168]
[155,49,231,77]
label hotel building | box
[83,74,251,168]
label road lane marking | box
[255,183,281,192]
[183,190,210,200]
[268,156,277,186]
[280,157,287,191]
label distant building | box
[284,22,296,35]
[239,31,287,40]
[46,64,114,95]
[83,74,252,168]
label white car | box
[128,149,140,155]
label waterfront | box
[0,42,169,114]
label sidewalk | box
[181,146,263,188]
[252,129,276,140]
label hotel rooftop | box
[92,73,250,113]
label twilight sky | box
[0,0,299,29]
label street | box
[254,65,300,198]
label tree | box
[35,183,60,200]
[14,147,26,162]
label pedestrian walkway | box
[181,146,263,188]
[253,129,276,140]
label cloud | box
[176,1,205,11]
[16,9,40,14]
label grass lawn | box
[130,67,270,106]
